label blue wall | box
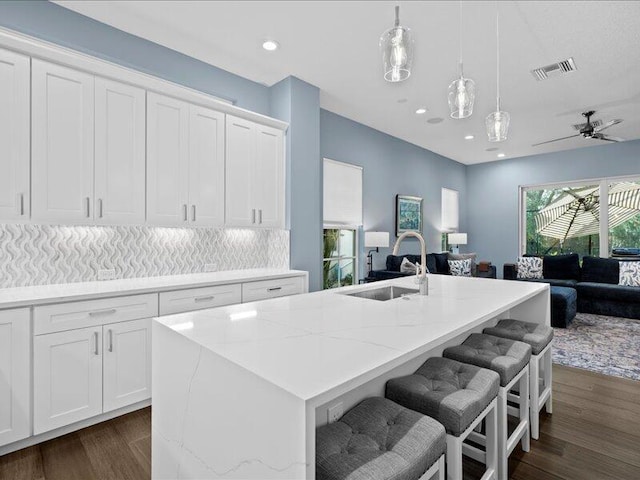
[467,139,640,275]
[320,110,468,279]
[0,0,269,113]
[270,78,322,291]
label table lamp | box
[448,232,467,254]
[365,231,390,275]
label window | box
[441,188,459,251]
[323,228,357,289]
[323,159,363,225]
[521,176,640,258]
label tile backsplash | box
[0,224,290,288]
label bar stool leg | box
[529,355,540,440]
[497,389,508,480]
[520,367,530,452]
[446,435,463,480]
[544,347,553,414]
[485,402,498,480]
[438,455,446,480]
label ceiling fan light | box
[380,7,414,82]
[485,110,510,142]
[448,75,475,119]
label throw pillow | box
[448,252,477,276]
[517,256,543,279]
[619,261,640,287]
[400,257,417,274]
[448,258,472,277]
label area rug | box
[552,312,640,381]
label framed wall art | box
[395,195,423,236]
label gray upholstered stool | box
[484,319,554,440]
[316,397,446,480]
[443,334,532,480]
[386,357,499,480]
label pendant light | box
[448,1,475,119]
[486,3,510,142]
[379,6,414,82]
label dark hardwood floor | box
[1,365,639,480]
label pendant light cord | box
[496,1,500,111]
[459,1,463,76]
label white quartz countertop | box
[155,275,547,404]
[0,269,307,309]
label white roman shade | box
[441,188,459,231]
[323,158,363,225]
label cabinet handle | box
[192,205,196,222]
[183,204,188,221]
[108,329,113,352]
[258,209,263,224]
[93,331,99,355]
[252,208,256,224]
[85,197,91,218]
[16,193,24,216]
[98,198,103,218]
[195,295,214,302]
[89,308,117,317]
[267,286,282,292]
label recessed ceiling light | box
[485,147,498,152]
[262,40,279,51]
[464,135,474,140]
[497,153,506,158]
[415,108,427,115]
[397,98,408,104]
[427,117,444,124]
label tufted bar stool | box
[483,319,554,440]
[316,397,447,480]
[443,334,531,480]
[385,357,499,480]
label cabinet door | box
[34,326,103,434]
[188,105,225,227]
[0,49,30,221]
[0,309,30,447]
[103,319,151,412]
[95,78,146,225]
[32,59,94,223]
[255,125,284,228]
[147,92,189,226]
[225,115,256,227]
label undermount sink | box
[343,285,419,301]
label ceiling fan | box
[532,111,624,146]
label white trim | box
[0,26,288,131]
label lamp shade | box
[448,233,468,245]
[365,231,390,248]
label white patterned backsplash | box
[0,224,290,288]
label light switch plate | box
[204,263,217,272]
[97,269,116,281]
[327,402,343,424]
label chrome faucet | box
[392,231,428,295]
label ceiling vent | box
[572,119,602,131]
[531,57,577,81]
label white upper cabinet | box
[225,115,255,227]
[146,92,189,226]
[94,78,146,225]
[255,124,284,228]
[225,115,285,228]
[188,105,225,227]
[0,48,30,221]
[32,59,94,223]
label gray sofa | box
[369,253,496,281]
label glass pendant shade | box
[380,7,414,82]
[448,75,475,119]
[485,109,510,142]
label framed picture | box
[396,195,423,236]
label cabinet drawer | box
[159,284,242,315]
[34,293,158,335]
[242,276,305,303]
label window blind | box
[323,158,363,225]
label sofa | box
[369,253,497,281]
[504,254,640,320]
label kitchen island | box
[152,274,549,479]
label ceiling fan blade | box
[532,134,580,147]
[594,119,623,132]
[592,133,624,142]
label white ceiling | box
[55,1,640,165]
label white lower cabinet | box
[0,308,30,447]
[103,319,151,413]
[34,319,151,434]
[34,326,103,435]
